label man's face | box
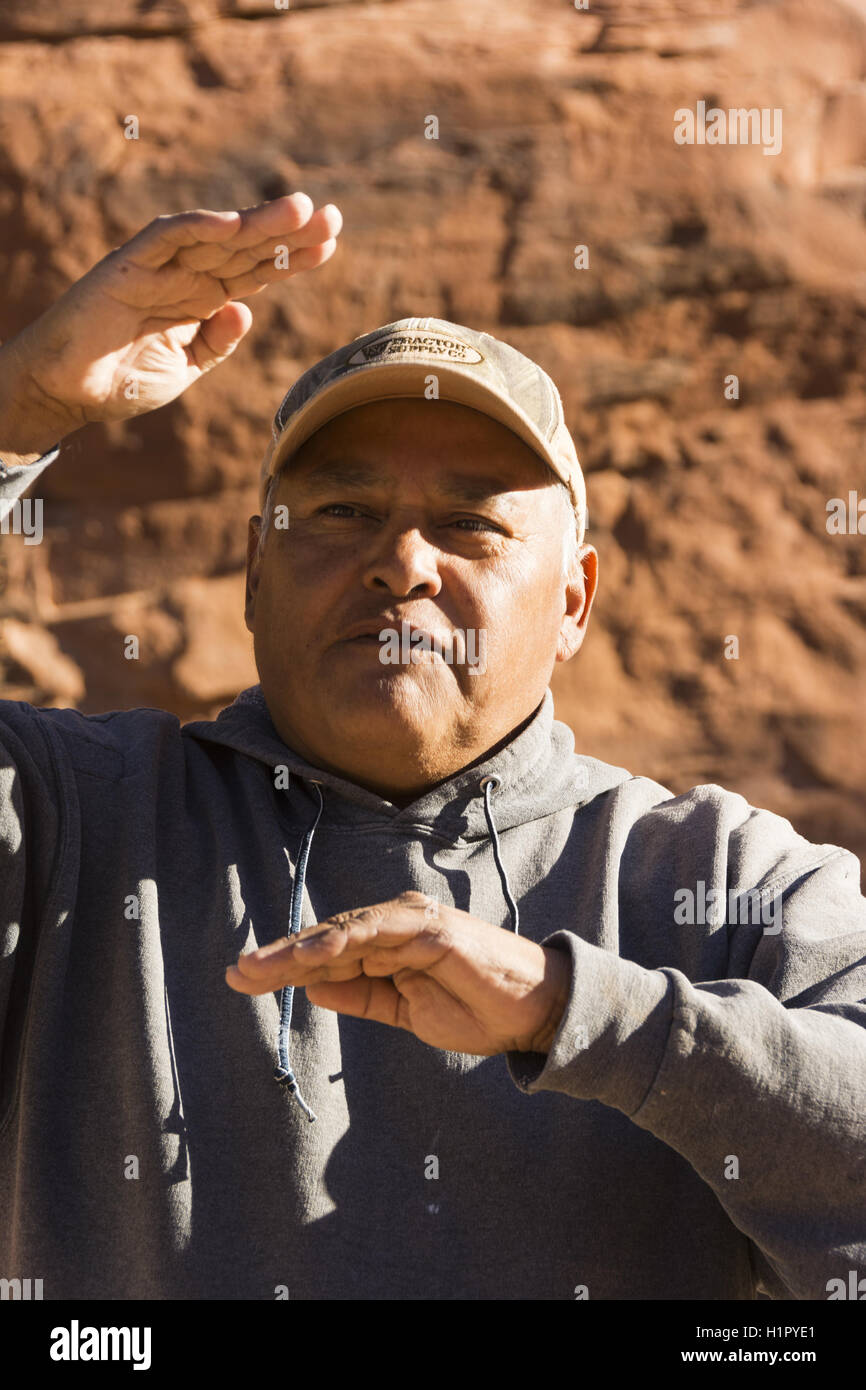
[245,397,597,802]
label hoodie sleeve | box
[506,823,866,1301]
[0,700,65,1122]
[0,446,60,510]
[0,448,64,1106]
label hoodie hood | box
[183,683,631,841]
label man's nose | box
[361,525,442,597]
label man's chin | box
[329,669,454,727]
[262,662,475,768]
[311,673,458,755]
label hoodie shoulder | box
[609,774,854,896]
[0,700,183,784]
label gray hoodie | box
[0,456,865,1301]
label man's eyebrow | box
[431,473,518,504]
[293,459,520,505]
[292,461,391,493]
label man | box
[0,195,863,1301]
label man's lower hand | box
[225,890,572,1058]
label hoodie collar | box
[182,684,625,842]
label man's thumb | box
[193,301,253,372]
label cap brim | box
[263,361,573,497]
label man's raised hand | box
[0,194,342,455]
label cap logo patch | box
[348,331,483,366]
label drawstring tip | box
[274,1064,317,1122]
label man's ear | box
[556,543,598,663]
[244,515,262,635]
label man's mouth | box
[337,619,443,646]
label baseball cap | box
[259,316,587,545]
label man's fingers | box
[114,199,340,315]
[195,208,343,278]
[229,895,451,986]
[232,922,449,995]
[173,242,238,273]
[176,235,289,280]
[234,922,357,979]
[118,193,328,275]
[225,954,364,995]
[223,191,316,249]
[138,280,234,325]
[123,209,243,270]
[222,239,339,299]
[276,202,342,250]
[305,975,407,1030]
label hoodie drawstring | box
[479,775,520,935]
[273,773,517,1121]
[274,779,324,1121]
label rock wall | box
[1,0,865,866]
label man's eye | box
[453,518,500,533]
[319,504,363,518]
[315,507,500,533]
